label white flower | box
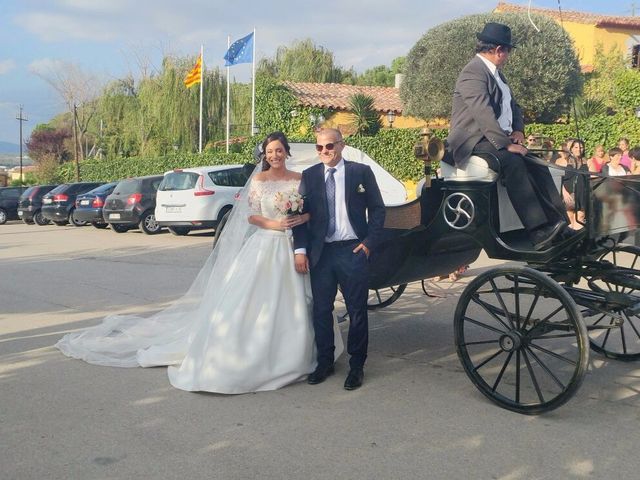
[356,184,365,193]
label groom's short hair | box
[317,127,343,141]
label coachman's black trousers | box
[473,139,567,232]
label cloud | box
[28,58,67,75]
[16,12,117,42]
[0,59,17,75]
[13,0,497,70]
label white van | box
[155,164,251,235]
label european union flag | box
[224,32,254,66]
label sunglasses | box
[315,141,343,152]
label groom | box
[293,128,385,390]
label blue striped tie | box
[326,167,337,236]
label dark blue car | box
[74,182,119,229]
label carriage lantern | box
[414,128,445,188]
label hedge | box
[56,113,640,183]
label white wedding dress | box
[56,177,343,394]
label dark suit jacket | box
[446,55,524,166]
[293,160,385,267]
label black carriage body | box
[368,179,483,290]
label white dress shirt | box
[324,159,358,243]
[476,54,513,134]
[294,158,358,256]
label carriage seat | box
[440,155,563,233]
[439,155,498,182]
[441,155,521,232]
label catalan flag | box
[184,54,202,88]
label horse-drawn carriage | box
[367,130,640,414]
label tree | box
[96,56,230,157]
[356,56,406,86]
[401,13,582,123]
[348,94,381,136]
[582,44,626,110]
[258,38,354,83]
[32,61,102,162]
[25,125,72,182]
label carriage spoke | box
[537,305,565,326]
[492,350,513,392]
[524,285,541,325]
[528,342,577,366]
[460,339,500,346]
[530,333,580,340]
[515,350,521,403]
[521,349,545,404]
[591,313,607,327]
[470,296,512,332]
[489,279,515,329]
[525,346,566,391]
[600,328,612,350]
[514,275,521,329]
[464,316,507,335]
[621,320,628,354]
[473,349,503,371]
[375,290,382,304]
[624,312,640,341]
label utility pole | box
[72,103,80,181]
[16,105,28,185]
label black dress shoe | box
[344,368,364,390]
[308,364,334,385]
[531,220,566,251]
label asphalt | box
[1,221,640,480]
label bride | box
[56,131,342,394]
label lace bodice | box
[248,178,301,220]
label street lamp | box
[252,125,260,136]
[309,113,325,130]
[386,110,396,128]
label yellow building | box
[495,2,640,71]
[283,81,440,134]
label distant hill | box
[0,141,20,154]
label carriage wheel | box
[586,245,640,360]
[367,284,407,310]
[455,266,588,415]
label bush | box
[401,12,582,123]
[56,151,251,183]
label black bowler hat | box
[476,22,516,48]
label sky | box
[0,0,636,144]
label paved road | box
[2,221,640,479]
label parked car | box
[41,182,105,226]
[17,184,59,225]
[155,164,251,236]
[73,182,119,229]
[103,175,164,234]
[0,186,25,224]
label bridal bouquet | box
[274,190,304,216]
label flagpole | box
[199,44,204,153]
[226,36,231,154]
[251,27,256,137]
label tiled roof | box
[283,81,403,113]
[495,2,640,29]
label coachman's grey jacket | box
[447,55,524,166]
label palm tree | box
[348,94,381,136]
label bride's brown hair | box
[261,132,291,170]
